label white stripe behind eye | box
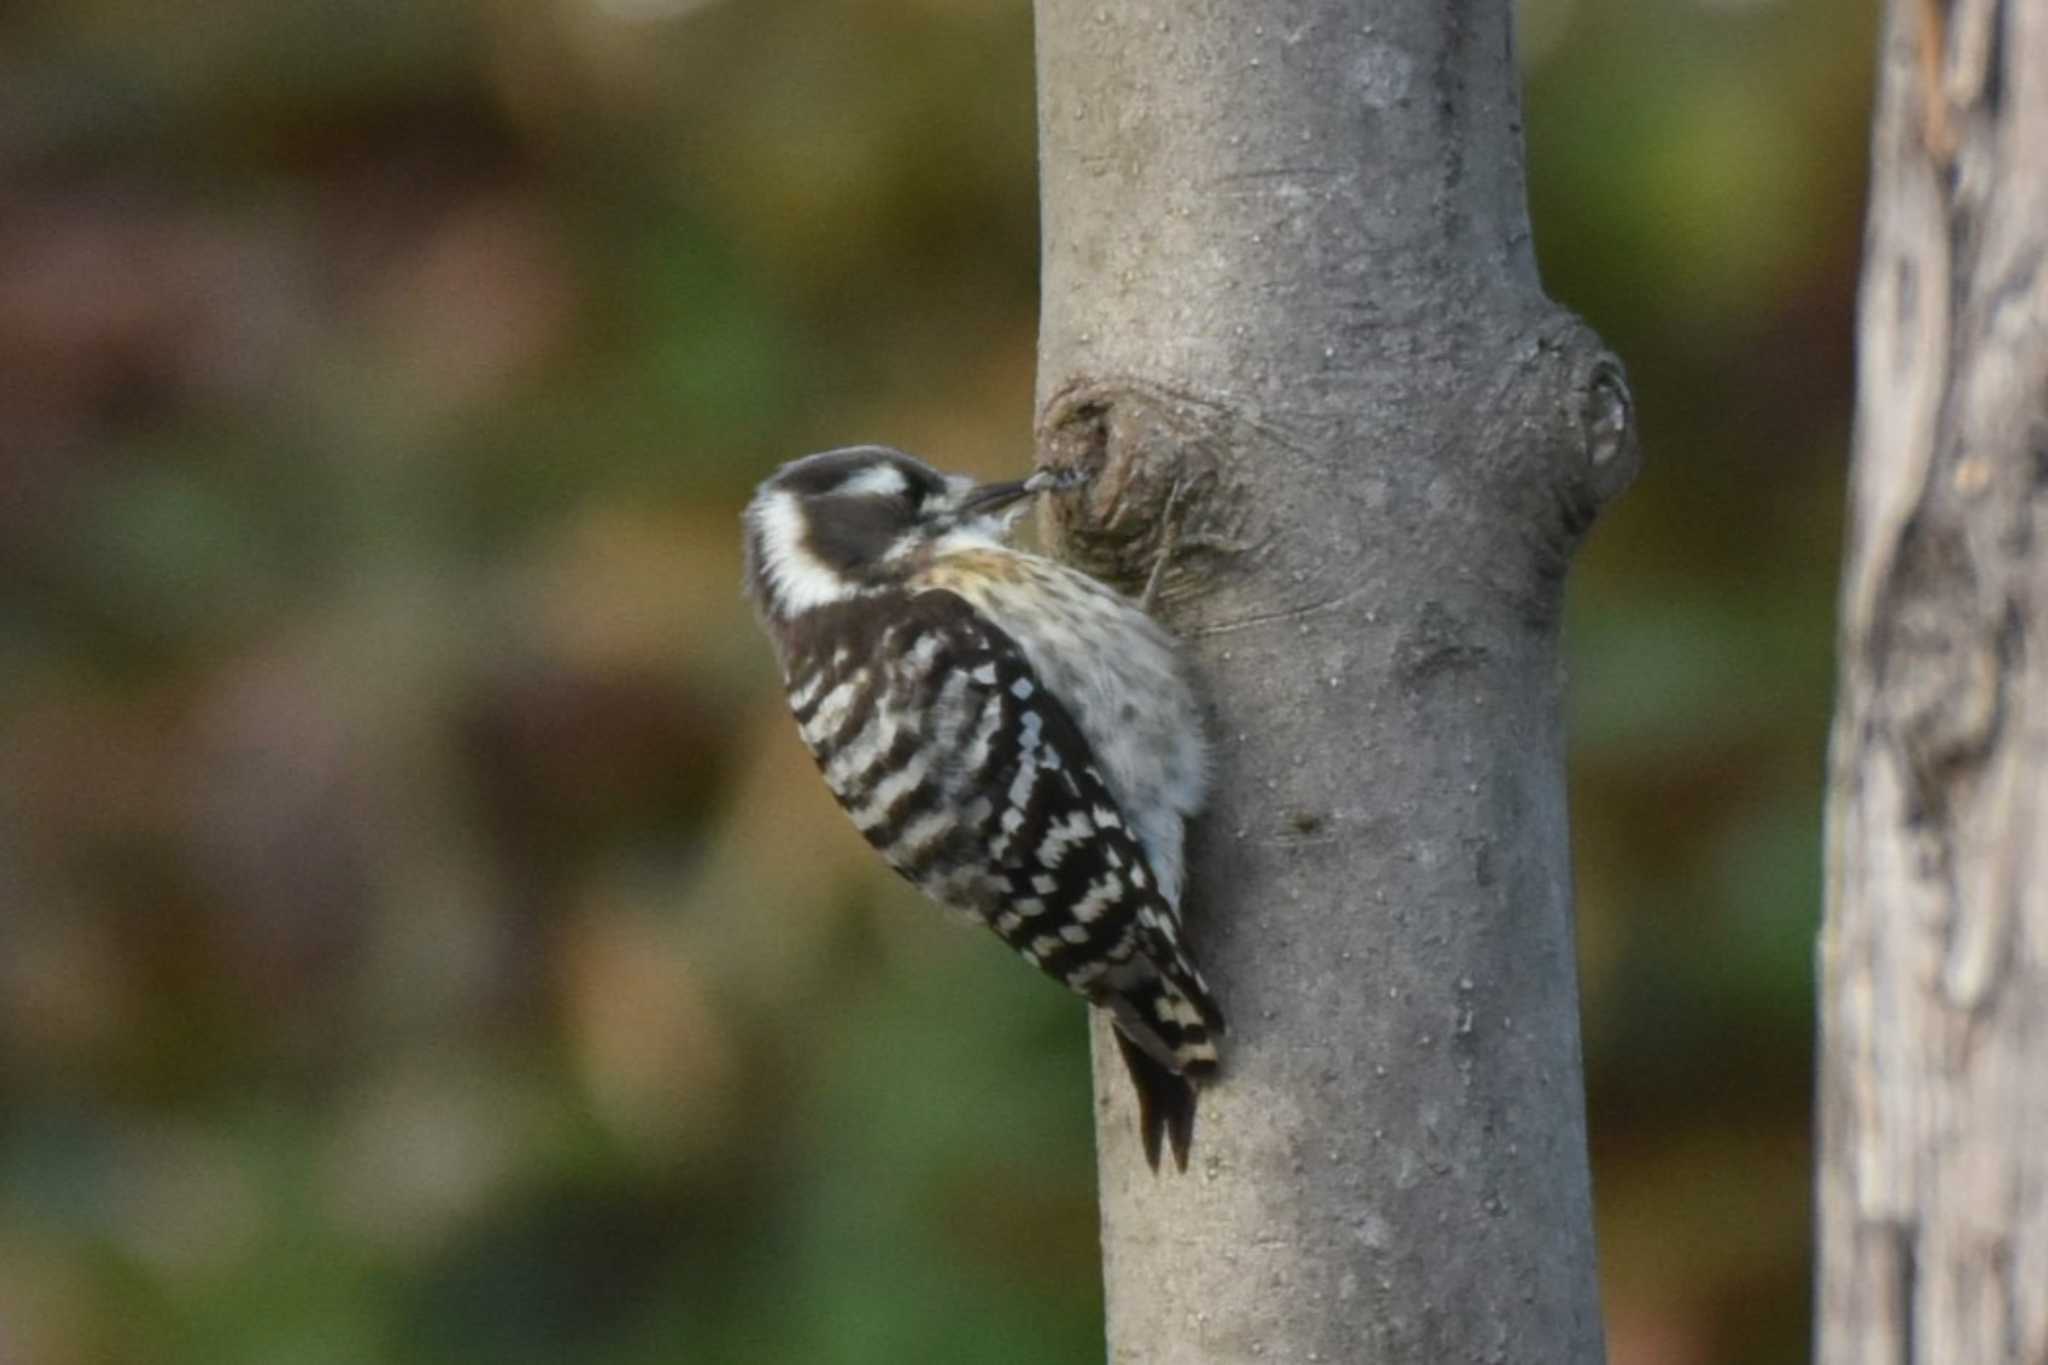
[839,464,909,498]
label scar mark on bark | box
[1187,583,1379,639]
[1395,602,1488,686]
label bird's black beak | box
[958,471,1056,518]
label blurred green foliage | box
[0,0,1865,1361]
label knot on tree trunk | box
[1483,309,1640,579]
[1034,376,1262,604]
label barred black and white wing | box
[782,588,1223,1169]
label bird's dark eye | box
[900,466,948,510]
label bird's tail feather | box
[1103,965,1221,1172]
[1113,1027,1200,1173]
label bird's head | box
[742,445,1055,622]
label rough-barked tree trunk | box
[1820,3,2048,1362]
[1032,2,1632,1360]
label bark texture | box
[1032,2,1632,1360]
[1820,3,2048,1362]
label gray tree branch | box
[1032,2,1631,1360]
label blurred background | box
[0,0,1864,1361]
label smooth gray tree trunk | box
[1032,2,1631,1360]
[1819,3,2048,1362]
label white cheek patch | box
[748,490,863,613]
